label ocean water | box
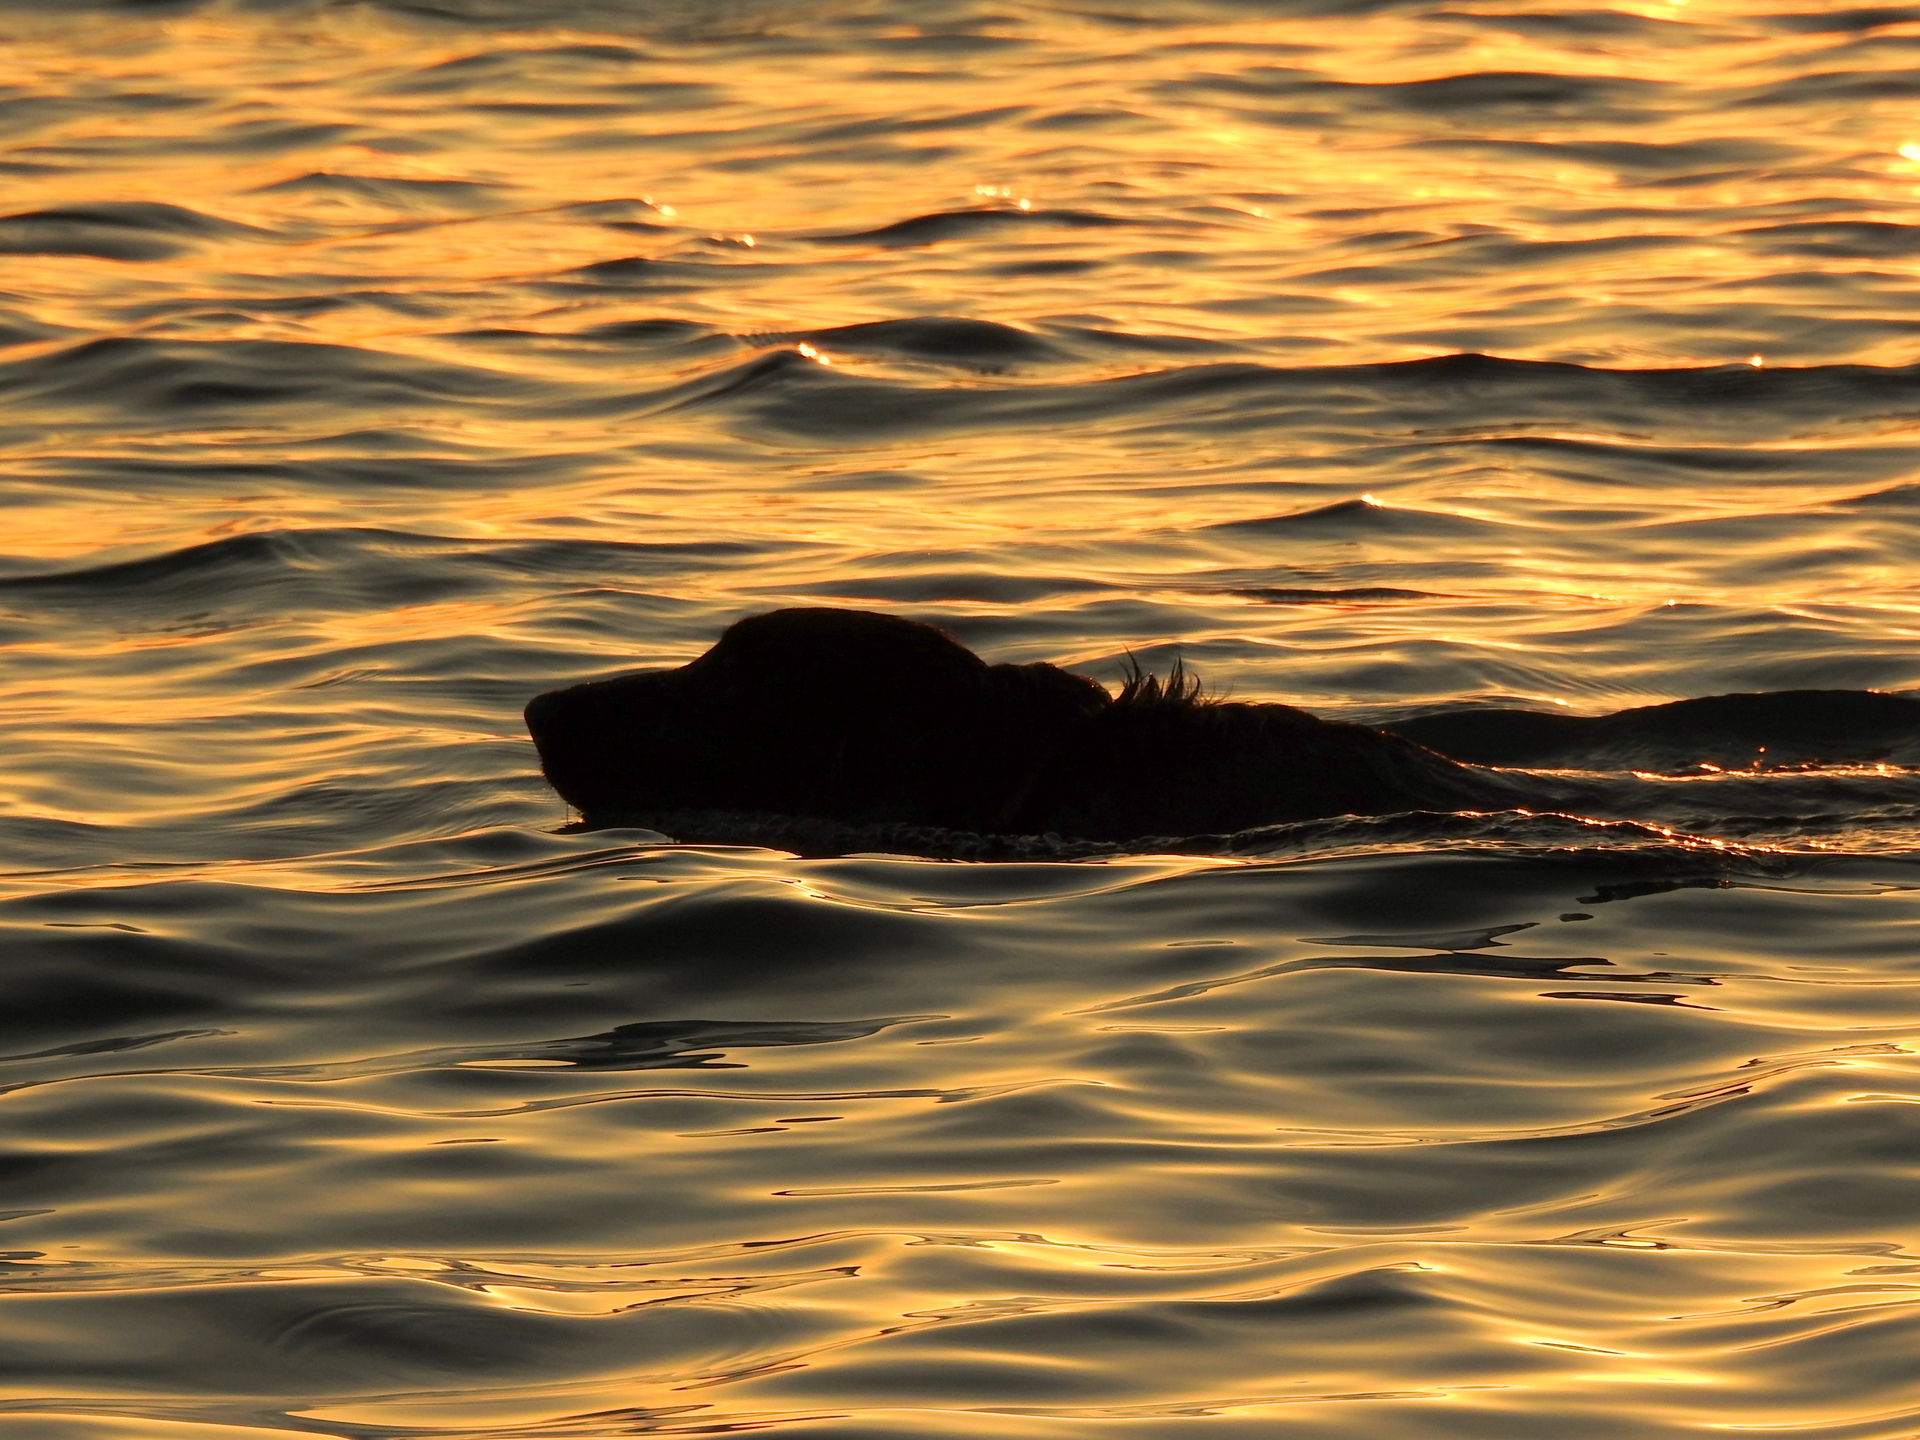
[5,0,1920,1435]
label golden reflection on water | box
[5,3,1920,1438]
[6,3,1920,367]
[6,0,1920,604]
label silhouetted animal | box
[1383,691,1920,773]
[525,607,1920,845]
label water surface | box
[4,0,1920,1435]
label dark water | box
[6,1,1920,1435]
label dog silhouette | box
[526,607,1920,843]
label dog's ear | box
[980,661,1113,828]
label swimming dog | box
[526,607,1920,845]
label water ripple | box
[5,0,1920,1434]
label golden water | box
[3,1,1920,1435]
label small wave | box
[269,1294,552,1374]
[769,571,1114,604]
[1739,66,1920,106]
[1165,68,1673,125]
[1379,70,1672,117]
[22,447,612,495]
[1738,220,1920,259]
[1839,481,1920,508]
[649,348,1920,448]
[810,206,1134,247]
[1230,586,1444,603]
[573,316,737,355]
[251,172,512,213]
[0,336,534,418]
[0,527,771,618]
[745,317,1064,370]
[0,202,270,261]
[562,804,1844,865]
[1208,496,1508,539]
[11,1015,937,1092]
[1410,135,1807,178]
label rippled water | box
[6,0,1920,1434]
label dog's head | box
[527,607,1110,830]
